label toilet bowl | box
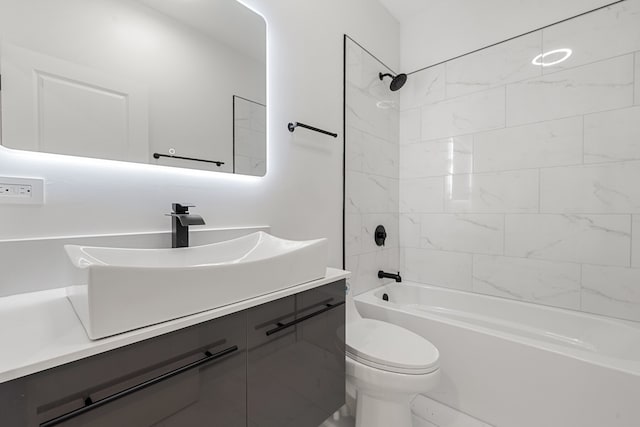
[345,290,440,427]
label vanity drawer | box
[247,279,345,427]
[0,312,246,427]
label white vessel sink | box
[65,232,328,339]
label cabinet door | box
[0,312,246,427]
[247,280,346,427]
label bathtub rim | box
[354,282,640,377]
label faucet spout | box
[168,203,206,248]
[378,270,402,283]
[174,214,205,227]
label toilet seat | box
[346,319,439,375]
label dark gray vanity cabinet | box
[0,280,345,427]
[247,280,345,427]
[0,311,247,427]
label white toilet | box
[345,291,440,427]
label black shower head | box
[379,72,407,91]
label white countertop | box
[0,268,349,384]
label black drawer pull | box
[40,345,238,427]
[266,301,345,336]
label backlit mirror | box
[0,0,267,176]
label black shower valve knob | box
[374,225,387,247]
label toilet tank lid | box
[346,319,439,372]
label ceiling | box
[378,0,508,24]
[378,0,429,23]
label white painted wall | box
[0,0,399,291]
[399,0,614,71]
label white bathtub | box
[354,282,640,427]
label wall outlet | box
[0,177,44,205]
[0,184,32,197]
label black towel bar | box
[153,153,224,167]
[288,122,337,138]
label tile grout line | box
[471,252,476,292]
[443,62,448,100]
[581,114,586,165]
[503,84,509,131]
[537,168,541,214]
[630,214,634,268]
[471,129,477,175]
[415,211,635,216]
[634,52,637,106]
[579,263,583,311]
[418,101,423,144]
[540,28,544,72]
[400,244,636,269]
[502,213,507,257]
[400,155,640,180]
[405,104,634,148]
[441,173,446,213]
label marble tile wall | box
[345,37,400,295]
[398,0,640,322]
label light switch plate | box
[0,177,44,205]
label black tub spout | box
[378,270,402,283]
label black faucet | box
[167,203,206,248]
[378,270,402,282]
